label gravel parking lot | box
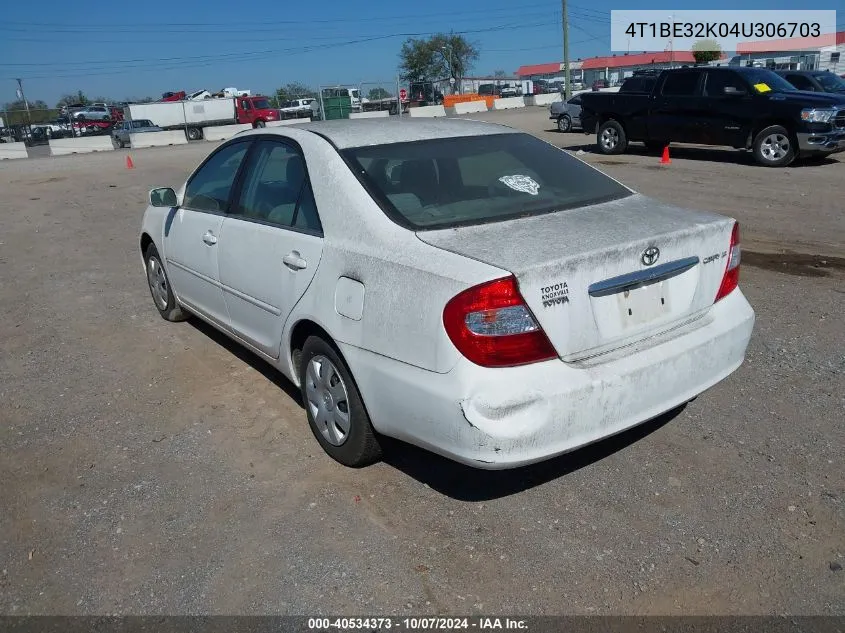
[1,111,843,616]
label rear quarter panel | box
[259,128,509,379]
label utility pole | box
[562,0,571,100]
[16,78,31,124]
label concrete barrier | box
[129,130,188,148]
[203,123,251,141]
[408,105,447,118]
[449,101,489,115]
[491,97,526,111]
[527,93,562,106]
[49,136,114,156]
[349,111,390,119]
[0,142,28,160]
[266,119,311,127]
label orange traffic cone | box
[126,155,134,169]
[660,145,671,164]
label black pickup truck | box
[579,66,845,166]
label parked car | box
[500,84,518,97]
[112,119,163,148]
[279,98,316,119]
[579,66,845,166]
[479,83,502,97]
[775,70,845,95]
[140,119,754,469]
[549,94,583,132]
[72,106,112,121]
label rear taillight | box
[443,276,557,368]
[715,222,741,302]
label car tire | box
[186,127,202,141]
[299,335,382,468]
[597,119,627,154]
[752,125,795,167]
[255,120,266,128]
[144,243,187,322]
[557,115,572,133]
[115,137,124,149]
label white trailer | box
[125,99,238,140]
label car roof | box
[774,69,827,76]
[282,118,519,149]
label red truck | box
[125,95,279,140]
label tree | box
[692,39,722,65]
[56,91,89,108]
[493,69,508,78]
[398,33,479,90]
[273,82,317,105]
[367,87,392,100]
[2,99,51,125]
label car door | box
[217,138,324,359]
[567,95,582,127]
[650,70,706,143]
[239,98,254,125]
[163,139,251,329]
[700,70,756,147]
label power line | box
[0,2,558,30]
[2,21,555,80]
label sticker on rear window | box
[499,174,540,195]
[753,83,772,93]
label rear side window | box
[661,72,701,96]
[343,133,630,230]
[183,141,249,213]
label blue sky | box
[0,0,840,106]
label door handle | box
[283,251,307,271]
[202,231,218,246]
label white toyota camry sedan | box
[140,119,755,469]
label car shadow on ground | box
[556,139,842,168]
[381,405,685,501]
[187,316,303,406]
[187,315,685,500]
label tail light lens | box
[715,222,741,302]
[443,276,557,368]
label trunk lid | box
[418,194,736,362]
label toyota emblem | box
[641,246,660,266]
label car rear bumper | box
[341,288,754,470]
[797,130,845,153]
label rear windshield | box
[620,76,656,93]
[342,133,630,230]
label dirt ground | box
[0,112,843,616]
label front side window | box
[661,72,701,96]
[785,74,816,91]
[234,140,322,233]
[183,141,249,213]
[241,100,252,111]
[704,71,748,96]
[343,133,630,230]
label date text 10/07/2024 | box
[307,617,529,630]
[624,21,821,39]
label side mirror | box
[149,187,177,208]
[723,86,747,96]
